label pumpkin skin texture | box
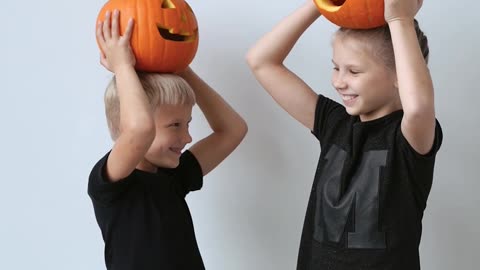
[313,0,385,29]
[97,0,199,73]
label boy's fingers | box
[103,10,111,40]
[96,21,107,50]
[123,18,135,40]
[96,22,105,43]
[111,9,119,38]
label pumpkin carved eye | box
[157,1,197,42]
[331,0,345,6]
[161,0,175,9]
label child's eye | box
[349,70,360,75]
[333,67,339,71]
[170,123,181,127]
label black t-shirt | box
[88,150,205,270]
[297,95,443,270]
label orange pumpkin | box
[96,0,199,73]
[313,0,385,29]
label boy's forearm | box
[115,65,155,134]
[179,68,247,136]
[246,1,320,68]
[389,20,435,116]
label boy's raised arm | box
[98,10,155,182]
[386,0,436,154]
[178,67,247,176]
[246,1,321,131]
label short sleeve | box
[397,120,443,208]
[311,94,346,142]
[398,119,443,159]
[172,150,204,197]
[87,151,133,205]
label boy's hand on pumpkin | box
[96,9,136,73]
[384,0,423,23]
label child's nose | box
[183,131,192,144]
[332,73,347,90]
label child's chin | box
[345,108,359,116]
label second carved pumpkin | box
[313,0,385,29]
[97,0,199,73]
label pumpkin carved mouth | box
[157,25,198,42]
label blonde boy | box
[88,10,247,270]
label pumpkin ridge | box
[161,0,168,71]
[345,2,354,28]
[135,0,143,69]
[366,0,373,25]
[146,0,155,71]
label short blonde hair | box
[334,19,429,70]
[104,72,196,140]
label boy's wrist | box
[386,17,415,27]
[113,64,136,75]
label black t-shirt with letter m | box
[88,150,205,270]
[297,95,442,270]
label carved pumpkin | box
[313,0,385,29]
[96,0,199,73]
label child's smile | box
[340,94,359,107]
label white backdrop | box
[1,0,479,269]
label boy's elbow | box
[246,50,281,74]
[141,124,156,143]
[238,119,248,140]
[122,119,156,143]
[228,118,248,143]
[245,50,262,71]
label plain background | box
[2,0,478,269]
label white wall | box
[1,0,478,269]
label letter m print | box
[313,145,387,249]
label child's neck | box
[136,159,158,173]
[359,105,402,122]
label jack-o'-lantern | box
[313,0,385,29]
[96,0,199,73]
